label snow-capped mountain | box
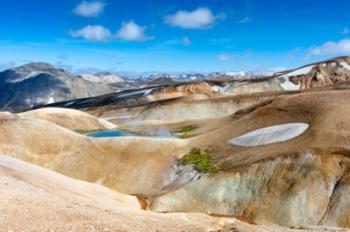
[0,62,116,111]
[80,72,125,84]
[273,56,350,90]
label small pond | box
[87,130,177,138]
[87,130,133,138]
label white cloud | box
[218,53,231,62]
[182,37,192,46]
[116,21,150,41]
[73,1,105,17]
[70,25,112,41]
[307,39,350,57]
[237,16,250,24]
[165,8,222,29]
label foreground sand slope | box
[0,155,239,231]
[1,155,347,231]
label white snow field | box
[280,76,301,90]
[278,66,315,91]
[340,61,350,71]
[279,66,314,78]
[228,123,309,146]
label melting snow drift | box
[228,123,309,146]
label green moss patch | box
[180,125,195,139]
[179,148,229,173]
[75,129,104,135]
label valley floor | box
[4,72,350,231]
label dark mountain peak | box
[21,62,56,69]
[0,62,70,84]
[11,62,59,74]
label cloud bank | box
[70,22,150,42]
[307,39,350,57]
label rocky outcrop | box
[135,94,275,122]
[224,78,284,95]
[148,152,348,227]
[145,81,218,102]
[275,56,350,90]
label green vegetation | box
[180,125,195,138]
[179,147,229,173]
[75,129,103,135]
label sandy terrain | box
[20,107,116,131]
[3,80,350,230]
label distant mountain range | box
[1,57,350,112]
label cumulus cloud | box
[116,21,150,41]
[70,25,112,41]
[165,8,223,29]
[182,37,192,46]
[307,39,350,57]
[70,21,151,42]
[217,53,231,62]
[73,1,105,17]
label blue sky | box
[1,0,350,73]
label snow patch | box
[64,101,75,107]
[48,97,55,104]
[340,61,350,71]
[212,85,224,92]
[7,71,41,83]
[118,88,153,98]
[280,77,301,91]
[228,123,309,147]
[278,65,314,91]
[279,65,314,78]
[225,71,249,77]
[316,72,324,81]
